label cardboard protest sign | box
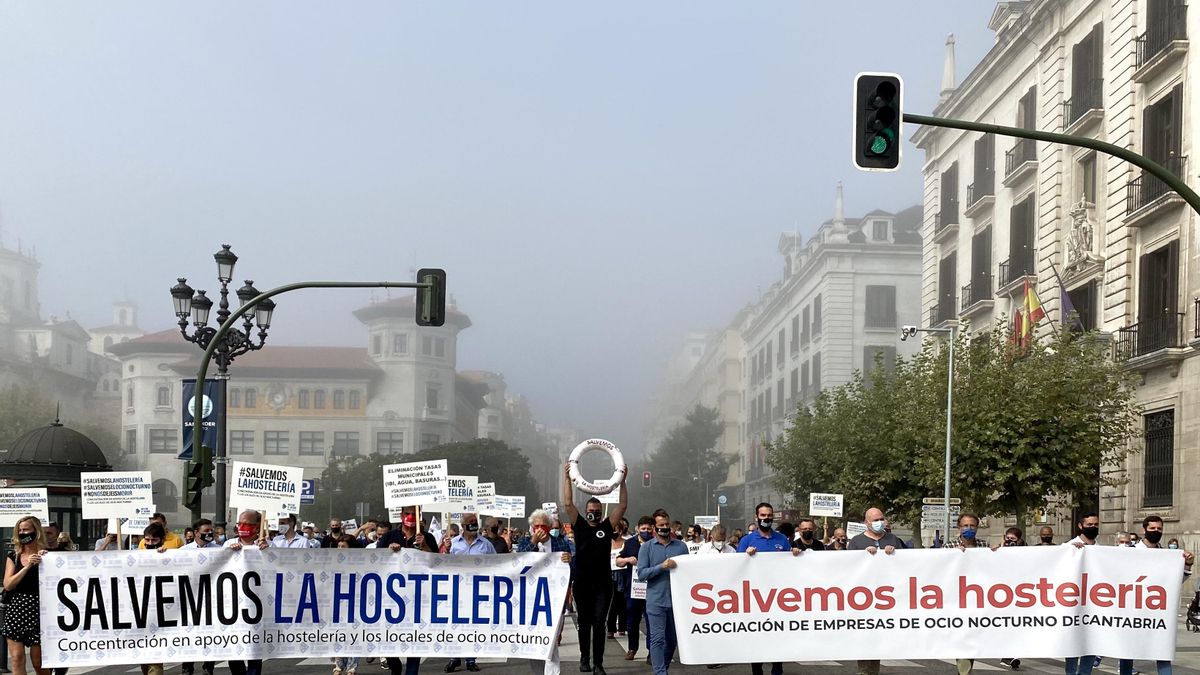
[81,471,154,520]
[229,461,303,514]
[446,475,478,512]
[383,460,448,507]
[476,482,496,515]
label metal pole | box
[942,328,955,545]
[215,373,229,530]
[192,280,432,520]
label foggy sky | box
[0,3,995,454]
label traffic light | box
[183,445,214,512]
[415,268,447,327]
[853,72,903,171]
[643,471,651,488]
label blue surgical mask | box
[638,531,653,542]
[960,528,976,540]
[1169,543,1180,550]
[870,520,886,534]
[549,528,560,538]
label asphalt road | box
[25,614,1200,675]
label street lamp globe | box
[254,297,276,330]
[213,244,238,283]
[170,278,194,319]
[190,290,213,327]
[236,280,260,307]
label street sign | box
[920,504,961,513]
[718,495,728,506]
[301,479,315,506]
[922,497,962,505]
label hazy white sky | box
[0,2,996,451]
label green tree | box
[0,384,57,449]
[634,405,730,524]
[305,438,542,524]
[768,323,1139,533]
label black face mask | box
[330,528,342,535]
[1145,530,1163,544]
[585,511,602,523]
[17,533,34,545]
[464,522,479,533]
[1040,535,1054,544]
[200,531,215,543]
[757,518,773,531]
[655,527,671,538]
[800,530,814,541]
[1081,526,1100,540]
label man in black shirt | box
[794,518,825,551]
[321,518,347,548]
[562,462,628,675]
[484,517,510,554]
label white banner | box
[807,492,843,518]
[695,516,719,529]
[541,502,558,518]
[81,471,154,520]
[229,462,303,514]
[446,475,478,513]
[383,460,448,507]
[476,482,496,515]
[41,548,569,667]
[0,488,48,527]
[669,547,1181,663]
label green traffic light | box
[870,136,889,154]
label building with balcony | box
[913,0,1198,541]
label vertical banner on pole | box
[180,378,222,461]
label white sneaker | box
[334,668,343,675]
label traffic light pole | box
[191,278,438,527]
[903,113,1200,219]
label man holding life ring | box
[562,460,628,675]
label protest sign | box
[80,471,154,520]
[446,475,478,512]
[807,493,843,518]
[40,548,570,667]
[541,502,558,518]
[229,462,303,514]
[846,522,867,539]
[121,503,155,535]
[476,482,496,515]
[383,460,448,507]
[594,479,620,505]
[669,547,1181,663]
[494,495,526,520]
[0,488,48,527]
[695,516,719,529]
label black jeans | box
[752,663,783,675]
[575,582,613,665]
[606,575,626,634]
[228,661,263,675]
[625,597,650,653]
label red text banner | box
[668,547,1182,663]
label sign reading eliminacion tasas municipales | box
[229,461,303,514]
[383,460,449,508]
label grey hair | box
[528,509,551,526]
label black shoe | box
[466,664,480,672]
[594,666,606,675]
[579,660,592,673]
[445,662,459,673]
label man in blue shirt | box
[636,509,688,675]
[737,502,791,675]
[445,513,496,673]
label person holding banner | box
[847,507,901,675]
[4,516,49,675]
[636,509,687,675]
[138,514,184,549]
[444,513,496,673]
[561,463,628,675]
[737,503,790,675]
[1116,515,1196,675]
[223,511,268,675]
[1064,513,1102,675]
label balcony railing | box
[1115,312,1186,359]
[932,299,957,325]
[961,275,993,310]
[999,257,1034,288]
[1063,78,1104,127]
[1005,138,1038,176]
[1195,298,1200,338]
[1137,3,1188,69]
[1126,155,1187,214]
[967,178,995,206]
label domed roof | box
[1,419,111,482]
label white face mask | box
[278,524,290,535]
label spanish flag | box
[1022,279,1046,342]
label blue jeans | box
[645,606,677,675]
[1065,656,1097,675]
[1120,660,1171,675]
[336,658,361,672]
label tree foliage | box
[633,405,731,524]
[305,438,542,524]
[767,324,1140,531]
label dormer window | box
[871,220,891,241]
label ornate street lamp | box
[171,244,275,526]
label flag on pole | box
[1022,279,1046,344]
[1010,308,1024,347]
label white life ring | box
[568,438,627,495]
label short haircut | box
[1142,515,1164,529]
[279,513,297,525]
[144,523,166,539]
[798,518,816,527]
[152,513,167,521]
[652,508,670,521]
[637,515,654,527]
[1078,513,1099,525]
[586,497,602,508]
[1005,527,1024,539]
[754,502,773,513]
[376,520,391,529]
[956,513,978,526]
[193,518,213,530]
[527,509,550,525]
[45,521,61,530]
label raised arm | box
[608,477,628,527]
[562,462,579,523]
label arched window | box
[298,389,310,409]
[127,386,134,408]
[333,390,345,409]
[314,390,325,409]
[152,479,179,512]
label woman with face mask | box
[4,516,49,675]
